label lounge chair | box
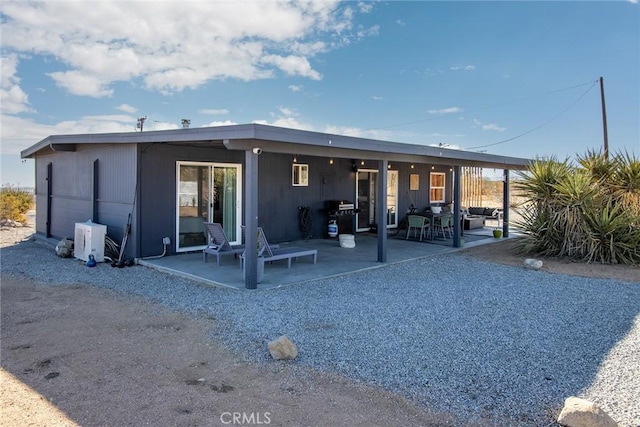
[202,222,245,265]
[241,227,317,269]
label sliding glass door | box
[176,162,242,252]
[355,169,398,232]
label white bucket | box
[339,234,356,248]
[431,206,442,214]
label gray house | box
[21,123,530,288]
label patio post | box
[503,169,510,238]
[453,165,462,247]
[376,159,388,262]
[244,149,259,289]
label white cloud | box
[199,109,230,115]
[204,120,238,127]
[116,104,138,113]
[47,70,113,97]
[261,55,322,80]
[253,117,315,131]
[428,133,466,138]
[1,1,372,97]
[288,85,303,92]
[358,2,374,13]
[396,19,406,26]
[474,118,506,132]
[0,113,135,155]
[450,65,476,71]
[277,106,298,117]
[0,54,34,114]
[372,96,383,101]
[428,107,463,115]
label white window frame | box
[430,172,446,203]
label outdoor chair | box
[240,227,317,269]
[433,213,453,239]
[406,215,430,241]
[202,222,245,265]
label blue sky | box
[1,0,638,187]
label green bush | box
[0,186,34,224]
[514,150,640,265]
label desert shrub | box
[514,151,640,265]
[0,186,34,224]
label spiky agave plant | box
[548,170,601,258]
[514,151,640,265]
[513,157,573,256]
[610,151,640,223]
[582,202,640,264]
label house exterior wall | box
[33,144,138,258]
[137,143,242,257]
[33,140,457,259]
[136,147,456,255]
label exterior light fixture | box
[329,159,334,165]
[410,164,415,169]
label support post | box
[376,160,388,262]
[503,169,510,238]
[244,150,259,289]
[46,162,52,238]
[453,165,462,247]
[92,159,99,223]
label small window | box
[430,172,445,203]
[292,164,309,186]
[410,174,420,191]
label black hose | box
[104,235,120,259]
[298,205,312,239]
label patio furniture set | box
[405,212,454,242]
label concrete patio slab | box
[138,228,514,290]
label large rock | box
[557,396,618,427]
[267,335,298,360]
[523,258,543,270]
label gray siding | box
[34,144,138,258]
[138,143,242,257]
[34,140,460,259]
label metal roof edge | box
[20,123,532,169]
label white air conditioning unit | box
[74,222,107,262]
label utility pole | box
[136,116,147,132]
[599,77,609,159]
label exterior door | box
[356,169,398,232]
[176,162,242,252]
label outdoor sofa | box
[467,207,503,227]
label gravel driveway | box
[2,238,639,426]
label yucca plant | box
[609,151,640,222]
[582,203,640,264]
[514,150,640,265]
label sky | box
[1,0,639,187]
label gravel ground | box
[2,237,639,426]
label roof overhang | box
[21,123,531,170]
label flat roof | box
[21,123,531,169]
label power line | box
[465,80,598,151]
[348,79,598,134]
